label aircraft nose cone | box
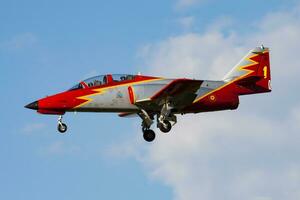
[25,101,38,110]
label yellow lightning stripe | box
[192,52,263,104]
[74,78,164,109]
[74,90,105,108]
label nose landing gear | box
[57,115,67,133]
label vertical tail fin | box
[223,46,271,95]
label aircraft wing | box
[135,79,203,110]
[118,112,138,118]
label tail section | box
[223,46,271,95]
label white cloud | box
[139,31,243,80]
[291,105,300,130]
[111,4,300,200]
[141,112,300,200]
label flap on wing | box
[150,79,203,100]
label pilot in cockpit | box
[94,79,101,86]
[103,76,107,84]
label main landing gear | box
[157,102,176,133]
[143,128,156,142]
[158,120,172,133]
[57,115,67,133]
[138,105,177,142]
[139,109,156,142]
[141,118,175,142]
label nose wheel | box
[57,115,67,133]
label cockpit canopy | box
[69,74,136,91]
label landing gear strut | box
[138,106,177,142]
[138,109,156,142]
[157,102,177,133]
[57,115,67,133]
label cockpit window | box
[83,75,106,88]
[112,74,135,82]
[69,83,83,91]
[81,74,136,88]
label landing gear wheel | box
[58,123,67,133]
[143,129,156,142]
[159,120,172,133]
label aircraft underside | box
[58,96,239,142]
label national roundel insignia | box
[210,95,216,101]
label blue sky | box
[1,0,300,200]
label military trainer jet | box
[25,46,271,142]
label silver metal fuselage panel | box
[74,79,174,112]
[74,79,226,113]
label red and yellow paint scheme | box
[25,46,271,142]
